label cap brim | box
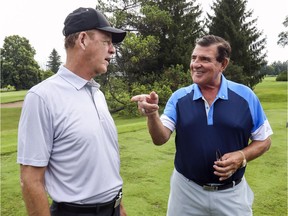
[97,26,126,43]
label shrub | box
[0,85,16,92]
[276,71,287,81]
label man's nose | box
[191,59,202,68]
[109,45,116,54]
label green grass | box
[1,77,287,215]
[0,90,27,104]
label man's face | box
[84,30,115,76]
[190,44,224,88]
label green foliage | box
[118,32,160,84]
[97,65,190,116]
[41,69,55,81]
[207,0,266,88]
[277,15,288,47]
[0,85,16,92]
[1,35,41,90]
[260,61,287,76]
[276,71,288,81]
[46,48,62,73]
[162,64,192,92]
[97,0,202,86]
[224,61,247,85]
[146,0,202,71]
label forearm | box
[20,165,50,216]
[242,137,271,162]
[22,182,50,216]
[147,112,171,145]
[120,202,127,216]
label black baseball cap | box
[63,7,126,43]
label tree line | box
[1,0,287,115]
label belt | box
[194,178,242,191]
[53,190,122,214]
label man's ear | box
[78,32,87,50]
[222,58,229,71]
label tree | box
[1,35,41,90]
[207,0,267,88]
[278,15,288,47]
[41,69,55,80]
[137,0,203,72]
[93,0,204,115]
[47,48,62,73]
[96,0,203,84]
[271,61,288,75]
[259,60,288,76]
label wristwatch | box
[239,150,247,168]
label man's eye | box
[101,40,112,47]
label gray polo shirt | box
[17,66,122,204]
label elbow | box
[265,137,272,152]
[148,124,172,146]
[150,131,171,146]
[151,134,170,146]
[152,139,166,146]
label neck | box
[65,55,92,81]
[199,77,222,106]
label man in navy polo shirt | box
[131,35,273,216]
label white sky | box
[0,0,287,69]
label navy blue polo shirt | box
[161,75,272,184]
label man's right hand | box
[131,91,159,115]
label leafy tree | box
[278,15,288,47]
[95,0,203,115]
[47,48,62,73]
[1,35,41,90]
[207,0,266,88]
[271,61,288,75]
[96,0,203,84]
[118,33,160,86]
[41,69,55,80]
[260,64,276,76]
[260,60,288,76]
[161,64,191,92]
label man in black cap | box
[17,7,127,216]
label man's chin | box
[95,68,108,76]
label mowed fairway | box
[0,77,287,215]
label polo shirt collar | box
[193,74,228,101]
[57,66,100,90]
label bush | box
[276,71,287,81]
[0,85,16,92]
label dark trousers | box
[50,201,120,216]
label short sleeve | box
[17,92,53,166]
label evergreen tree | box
[1,35,41,90]
[207,0,266,88]
[277,15,288,47]
[138,0,203,72]
[47,48,62,73]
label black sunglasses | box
[216,149,222,161]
